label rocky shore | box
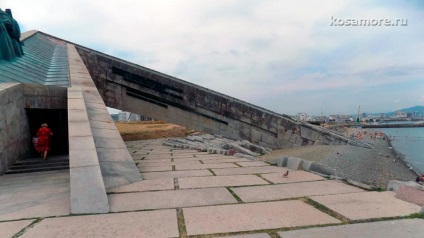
[260,127,418,188]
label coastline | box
[386,135,421,176]
[260,127,418,188]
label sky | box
[3,0,424,116]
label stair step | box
[9,162,69,170]
[5,166,69,174]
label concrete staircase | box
[5,155,69,174]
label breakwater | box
[363,123,424,128]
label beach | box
[260,127,418,188]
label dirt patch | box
[115,121,194,141]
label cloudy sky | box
[3,0,424,115]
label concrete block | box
[286,157,304,170]
[260,171,325,184]
[68,109,89,121]
[69,136,96,150]
[68,121,92,137]
[395,186,424,206]
[387,180,424,192]
[0,220,35,238]
[70,166,110,214]
[276,156,288,167]
[308,162,334,176]
[302,160,313,171]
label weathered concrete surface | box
[0,219,34,238]
[232,180,363,202]
[260,171,325,184]
[175,163,239,170]
[278,219,424,238]
[140,170,213,179]
[20,210,179,238]
[178,175,269,189]
[183,200,341,235]
[202,158,249,164]
[310,191,422,220]
[106,178,174,193]
[109,187,237,212]
[138,165,173,172]
[212,166,290,176]
[0,170,70,221]
[222,234,271,238]
[236,161,269,167]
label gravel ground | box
[260,128,418,188]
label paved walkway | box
[0,138,423,237]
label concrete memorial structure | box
[0,14,369,214]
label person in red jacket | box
[36,123,53,160]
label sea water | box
[379,127,424,174]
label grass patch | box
[177,209,188,238]
[406,213,424,219]
[302,198,350,223]
[226,187,243,203]
[208,169,216,176]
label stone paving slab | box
[260,171,325,184]
[232,180,363,202]
[141,170,213,179]
[137,160,201,166]
[222,234,271,238]
[179,175,270,189]
[109,187,237,212]
[107,178,175,193]
[310,191,422,221]
[212,166,285,176]
[201,158,251,164]
[277,218,424,238]
[236,161,269,167]
[0,195,70,221]
[133,158,171,163]
[395,186,424,206]
[138,165,173,172]
[183,200,341,236]
[175,163,239,170]
[0,219,34,238]
[20,210,179,238]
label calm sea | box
[379,126,424,175]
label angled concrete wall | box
[76,47,362,149]
[0,84,29,175]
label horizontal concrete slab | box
[183,200,341,235]
[278,218,424,238]
[138,165,173,172]
[212,166,284,176]
[179,175,270,189]
[109,187,237,212]
[201,158,251,164]
[222,234,271,238]
[175,163,239,170]
[20,210,179,238]
[260,171,325,184]
[0,195,70,221]
[232,180,363,202]
[107,178,175,193]
[236,161,269,167]
[310,191,422,221]
[141,170,213,180]
[137,160,201,166]
[0,219,34,238]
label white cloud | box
[3,0,423,115]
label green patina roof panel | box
[0,33,69,86]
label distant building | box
[117,111,155,122]
[296,113,311,121]
[395,111,407,118]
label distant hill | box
[385,105,424,116]
[362,105,424,117]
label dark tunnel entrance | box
[26,109,69,157]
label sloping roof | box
[0,32,69,86]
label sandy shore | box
[260,127,418,188]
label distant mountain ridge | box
[367,105,424,116]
